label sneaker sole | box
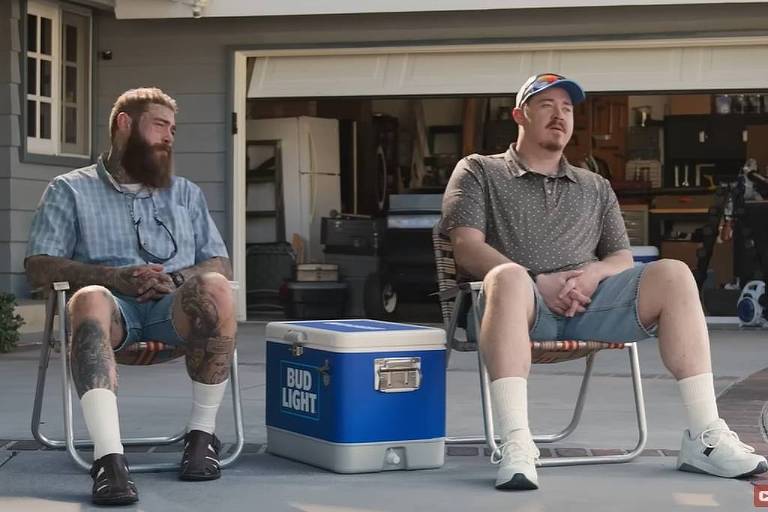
[92,493,139,506]
[677,460,768,479]
[495,473,539,491]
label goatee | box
[120,126,173,189]
[539,141,565,152]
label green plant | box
[0,293,25,353]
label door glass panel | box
[27,57,37,95]
[40,59,51,97]
[40,17,52,55]
[40,101,51,139]
[64,106,77,144]
[27,15,37,52]
[27,101,37,137]
[65,66,77,103]
[65,24,78,63]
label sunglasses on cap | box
[516,73,586,108]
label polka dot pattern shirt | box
[441,144,630,277]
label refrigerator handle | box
[308,131,318,220]
[376,145,387,211]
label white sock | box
[187,380,228,434]
[490,376,530,442]
[80,388,124,460]
[677,372,720,437]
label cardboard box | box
[670,95,712,115]
[295,264,339,282]
[660,239,733,287]
[653,194,715,210]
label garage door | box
[246,37,768,98]
[234,37,768,319]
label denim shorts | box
[467,264,658,343]
[111,292,186,352]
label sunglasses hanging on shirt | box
[125,192,178,264]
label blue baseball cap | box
[515,73,586,108]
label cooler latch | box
[374,357,421,393]
[284,330,307,357]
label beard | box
[120,126,173,189]
[539,140,565,152]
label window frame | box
[22,0,93,164]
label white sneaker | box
[677,418,768,478]
[492,431,540,490]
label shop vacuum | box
[737,280,768,327]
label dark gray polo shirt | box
[441,144,629,277]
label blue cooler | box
[265,319,446,473]
[631,245,659,266]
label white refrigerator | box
[246,116,341,262]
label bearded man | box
[25,87,236,505]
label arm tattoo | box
[180,279,234,384]
[25,255,117,295]
[70,319,118,397]
[26,255,156,297]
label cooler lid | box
[265,319,445,350]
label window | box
[26,1,91,158]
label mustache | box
[152,143,172,154]
[547,121,566,132]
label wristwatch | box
[170,271,185,288]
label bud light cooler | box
[265,319,446,473]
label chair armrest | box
[438,281,482,301]
[437,287,460,301]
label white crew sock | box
[677,372,720,437]
[187,380,228,434]
[80,388,124,460]
[490,376,531,442]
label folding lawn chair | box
[432,225,648,466]
[31,281,245,472]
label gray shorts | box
[111,292,186,352]
[468,264,657,342]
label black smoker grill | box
[363,194,442,319]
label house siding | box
[93,2,768,277]
[3,2,768,296]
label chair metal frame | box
[31,282,245,473]
[433,226,648,467]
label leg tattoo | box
[180,278,234,384]
[71,319,118,397]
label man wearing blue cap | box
[441,73,767,490]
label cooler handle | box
[374,357,421,393]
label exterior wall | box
[113,0,768,18]
[0,0,86,297]
[2,0,231,297]
[95,3,768,241]
[4,2,768,296]
[0,0,16,295]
